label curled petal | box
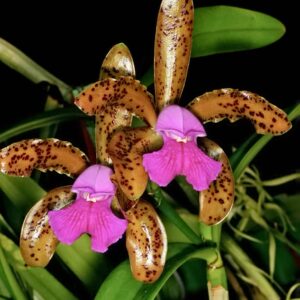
[125,200,167,282]
[48,197,127,253]
[0,139,89,177]
[20,186,74,267]
[108,127,163,200]
[199,138,235,225]
[143,136,221,191]
[188,89,292,135]
[99,43,136,79]
[156,105,206,139]
[74,77,156,127]
[155,0,194,110]
[95,104,132,165]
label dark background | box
[1,0,299,186]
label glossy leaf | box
[95,243,217,300]
[192,6,285,57]
[125,200,167,283]
[0,107,87,144]
[0,138,89,177]
[99,43,135,79]
[0,38,73,102]
[198,138,234,225]
[108,127,162,201]
[0,233,77,300]
[74,77,156,127]
[56,234,112,293]
[20,186,74,267]
[154,0,194,110]
[188,88,292,136]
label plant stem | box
[221,231,280,299]
[0,38,73,102]
[0,244,27,300]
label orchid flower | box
[0,43,167,283]
[75,0,291,227]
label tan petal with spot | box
[198,138,234,225]
[74,77,156,127]
[154,0,194,110]
[125,200,167,282]
[99,43,136,79]
[188,89,292,135]
[95,105,132,165]
[108,127,163,200]
[0,139,89,177]
[20,186,75,267]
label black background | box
[1,0,299,186]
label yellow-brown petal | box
[198,138,234,225]
[95,104,132,165]
[74,77,157,127]
[188,89,292,135]
[154,0,194,111]
[0,139,89,177]
[99,43,136,79]
[125,200,167,282]
[20,186,75,267]
[108,127,163,200]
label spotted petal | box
[125,200,167,282]
[95,104,132,165]
[188,89,292,135]
[143,136,221,191]
[154,0,194,110]
[99,43,136,79]
[108,127,163,201]
[20,186,74,267]
[74,77,156,127]
[0,139,89,177]
[48,197,127,253]
[198,138,234,225]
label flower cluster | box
[0,0,291,284]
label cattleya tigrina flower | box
[0,0,291,284]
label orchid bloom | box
[0,42,167,283]
[0,139,128,262]
[76,0,291,227]
[143,105,222,191]
[48,164,127,253]
[0,0,292,286]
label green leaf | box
[192,6,285,57]
[0,233,77,300]
[275,193,300,242]
[178,259,207,297]
[158,272,185,300]
[0,107,87,144]
[0,173,45,210]
[0,242,27,300]
[95,243,217,300]
[0,38,73,102]
[244,230,297,286]
[56,235,112,293]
